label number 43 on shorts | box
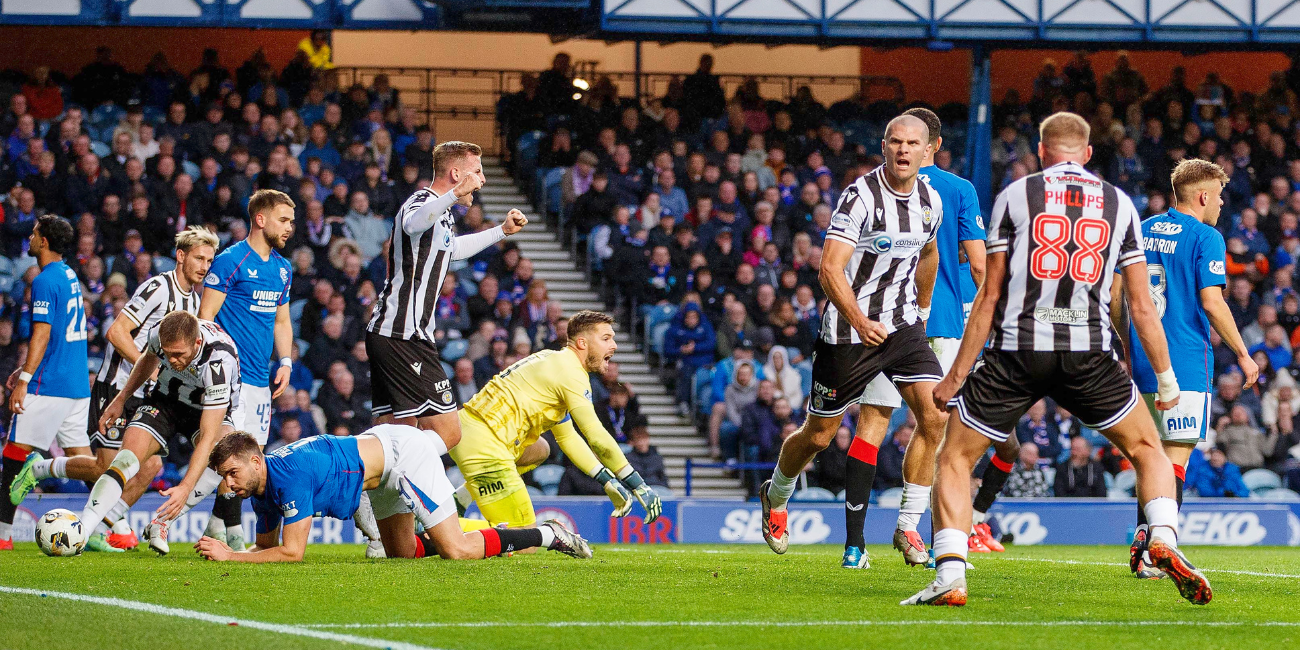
[1029,213,1111,284]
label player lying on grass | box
[195,425,591,562]
[450,310,660,530]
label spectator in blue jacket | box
[654,168,689,221]
[664,302,716,414]
[1188,445,1251,497]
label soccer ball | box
[35,509,85,557]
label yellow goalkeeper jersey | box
[460,346,629,476]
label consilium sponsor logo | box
[1034,307,1087,324]
[718,508,831,544]
[1178,511,1268,545]
[992,512,1049,545]
[868,235,892,254]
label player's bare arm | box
[1120,261,1180,410]
[198,519,309,563]
[821,238,886,345]
[272,302,293,399]
[198,287,227,320]
[1200,286,1258,387]
[157,407,230,521]
[99,351,161,436]
[7,322,50,415]
[915,238,939,313]
[1109,275,1131,365]
[932,251,1005,410]
[961,239,987,287]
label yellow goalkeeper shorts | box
[451,411,536,527]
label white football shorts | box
[11,394,91,450]
[229,384,272,446]
[365,424,456,526]
[1143,391,1211,444]
[860,336,959,408]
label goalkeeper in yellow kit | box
[451,310,662,527]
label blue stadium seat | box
[89,140,110,158]
[296,338,309,357]
[526,485,544,497]
[1114,469,1136,495]
[877,487,904,507]
[653,485,675,498]
[542,167,565,218]
[1243,468,1282,493]
[445,466,464,488]
[441,338,469,362]
[153,256,176,273]
[643,303,678,360]
[1259,487,1300,501]
[532,464,564,493]
[182,160,200,180]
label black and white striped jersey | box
[146,319,241,412]
[819,165,943,344]
[95,271,201,394]
[986,161,1145,353]
[367,189,456,342]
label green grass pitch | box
[2,543,1298,650]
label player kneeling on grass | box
[195,424,591,563]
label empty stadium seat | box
[441,338,469,362]
[877,487,904,508]
[153,256,176,273]
[532,464,564,496]
[1242,468,1282,493]
[289,299,307,337]
[1114,469,1136,496]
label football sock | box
[973,454,1013,516]
[112,517,133,535]
[844,438,878,549]
[767,466,797,510]
[491,527,544,555]
[933,528,968,584]
[1144,497,1179,548]
[30,456,67,480]
[897,482,930,532]
[81,450,139,533]
[0,522,10,540]
[0,445,26,528]
[411,535,427,558]
[453,483,473,512]
[100,498,130,534]
[216,493,243,529]
[353,492,382,541]
[1173,465,1185,508]
[538,525,556,549]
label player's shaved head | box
[902,108,941,145]
[1038,112,1091,163]
[884,114,929,144]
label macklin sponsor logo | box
[718,508,831,544]
[1178,511,1268,545]
[1034,307,1087,325]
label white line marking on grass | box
[0,585,442,650]
[303,620,1300,630]
[986,556,1300,579]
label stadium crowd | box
[2,45,1299,500]
[498,50,1300,497]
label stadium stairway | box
[478,158,745,498]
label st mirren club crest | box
[921,206,934,225]
[443,392,454,405]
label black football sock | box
[844,438,878,549]
[973,453,1014,516]
[214,493,243,529]
[0,446,26,528]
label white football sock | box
[111,518,132,535]
[453,483,473,511]
[0,521,12,540]
[102,498,129,528]
[897,482,930,532]
[81,450,139,534]
[538,525,556,548]
[1144,497,1179,548]
[933,528,968,584]
[971,510,986,526]
[353,491,381,541]
[32,457,67,480]
[767,467,797,510]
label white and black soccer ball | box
[35,509,85,557]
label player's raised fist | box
[503,209,528,235]
[453,170,484,198]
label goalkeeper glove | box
[594,468,634,517]
[621,470,662,524]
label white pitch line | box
[303,620,1300,630]
[986,555,1300,579]
[0,585,441,650]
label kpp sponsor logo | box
[718,508,831,544]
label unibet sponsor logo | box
[1033,307,1087,324]
[718,508,831,544]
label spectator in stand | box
[1216,404,1278,471]
[875,421,911,490]
[596,382,640,444]
[626,422,669,489]
[1003,442,1051,497]
[813,424,850,496]
[663,302,716,416]
[317,367,369,432]
[561,150,598,210]
[715,298,757,358]
[570,170,615,240]
[1016,400,1063,466]
[473,329,510,387]
[452,358,478,406]
[343,191,388,262]
[1250,323,1292,370]
[712,360,758,461]
[1212,369,1262,424]
[1188,445,1251,497]
[606,143,644,208]
[655,168,690,220]
[742,383,793,466]
[1053,437,1108,497]
[640,245,683,306]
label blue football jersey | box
[1126,209,1226,394]
[29,260,90,399]
[204,240,292,388]
[918,165,985,339]
[252,435,365,534]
